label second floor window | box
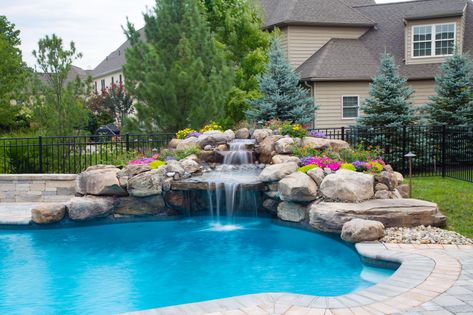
[413,23,455,58]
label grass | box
[409,176,473,238]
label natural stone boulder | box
[127,168,167,197]
[277,201,306,223]
[216,144,228,151]
[259,162,298,182]
[117,164,151,187]
[397,184,410,198]
[164,191,187,210]
[341,219,385,243]
[302,137,350,152]
[180,159,200,174]
[67,196,116,221]
[235,128,250,139]
[224,129,235,141]
[320,170,374,202]
[168,138,181,149]
[374,190,390,199]
[272,155,300,164]
[258,135,283,163]
[375,183,389,191]
[167,160,185,176]
[31,203,66,224]
[116,195,168,216]
[309,199,446,233]
[176,136,199,151]
[394,172,404,186]
[76,166,127,196]
[197,131,228,148]
[275,137,295,154]
[279,172,318,202]
[307,167,325,186]
[198,150,218,163]
[263,198,279,214]
[252,129,273,143]
[375,171,398,190]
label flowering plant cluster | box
[307,130,327,139]
[299,155,385,174]
[200,122,223,133]
[176,128,197,139]
[280,122,308,138]
[128,154,161,166]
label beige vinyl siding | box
[405,17,463,65]
[313,81,370,128]
[286,26,369,68]
[313,80,437,128]
[409,80,436,108]
[280,27,289,56]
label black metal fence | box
[1,127,472,183]
[0,133,174,174]
[312,126,473,183]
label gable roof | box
[260,0,376,28]
[298,0,472,81]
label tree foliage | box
[424,52,473,126]
[103,83,134,128]
[202,0,270,126]
[32,34,89,135]
[123,0,233,132]
[246,37,316,125]
[0,16,29,132]
[357,53,417,128]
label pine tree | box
[357,53,416,128]
[123,0,233,132]
[246,37,316,125]
[424,52,473,126]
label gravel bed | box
[382,226,473,245]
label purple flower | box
[186,132,202,138]
[308,130,327,139]
[165,156,176,162]
[300,157,315,166]
[352,161,366,170]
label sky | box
[2,0,411,70]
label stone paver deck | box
[123,243,473,315]
[0,202,36,225]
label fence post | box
[341,127,345,141]
[125,133,130,152]
[402,126,407,174]
[442,125,447,178]
[38,136,43,174]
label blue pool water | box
[0,218,395,314]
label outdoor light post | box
[404,152,416,198]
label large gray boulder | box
[76,165,127,196]
[279,172,318,202]
[224,129,235,141]
[252,129,273,143]
[116,195,168,216]
[31,203,66,224]
[275,137,295,154]
[180,158,200,174]
[117,164,151,187]
[168,138,181,149]
[307,167,325,186]
[277,201,306,223]
[320,170,374,202]
[259,162,298,182]
[374,171,399,190]
[197,131,228,148]
[302,137,350,152]
[67,196,116,221]
[235,128,250,139]
[341,219,385,243]
[127,167,167,197]
[176,136,199,151]
[309,199,447,233]
[258,135,283,163]
[272,155,300,164]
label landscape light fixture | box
[404,152,416,198]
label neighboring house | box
[36,65,92,87]
[90,0,473,128]
[261,0,473,128]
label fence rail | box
[1,127,472,183]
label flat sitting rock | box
[259,162,298,182]
[279,172,318,202]
[341,219,385,243]
[31,203,66,224]
[76,165,127,196]
[309,199,447,233]
[66,196,116,221]
[302,137,350,152]
[320,170,374,202]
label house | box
[90,0,473,128]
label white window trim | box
[341,95,360,120]
[411,22,456,59]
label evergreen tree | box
[123,0,233,132]
[246,37,316,125]
[202,0,270,126]
[357,53,416,128]
[424,52,473,126]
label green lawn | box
[410,177,473,238]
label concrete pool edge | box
[122,242,463,315]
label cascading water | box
[204,139,262,221]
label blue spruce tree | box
[424,52,473,126]
[246,37,316,125]
[357,53,417,128]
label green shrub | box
[160,146,201,161]
[340,163,356,171]
[149,160,166,169]
[297,164,319,173]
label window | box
[94,81,98,93]
[111,76,114,85]
[412,23,455,57]
[101,79,105,91]
[119,74,122,84]
[342,96,359,119]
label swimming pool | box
[0,217,395,314]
